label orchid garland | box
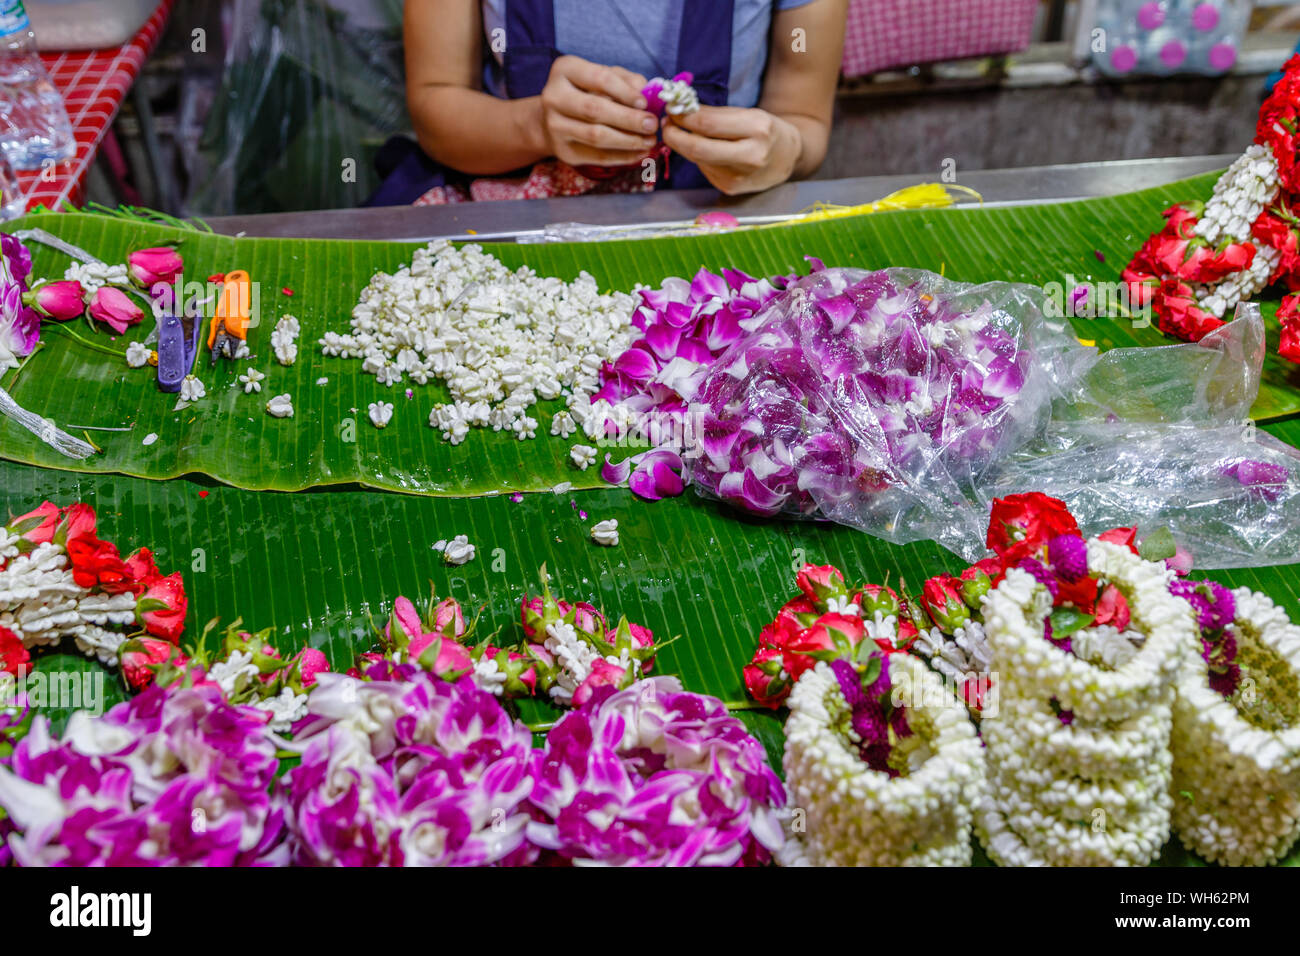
[284,670,535,866]
[0,683,287,865]
[526,676,785,865]
[688,267,1041,522]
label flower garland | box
[642,73,700,117]
[1170,585,1300,865]
[368,581,663,707]
[591,264,792,449]
[743,562,918,709]
[284,670,536,866]
[779,655,985,866]
[0,683,287,865]
[526,675,786,865]
[0,502,187,669]
[1124,54,1300,361]
[976,539,1191,866]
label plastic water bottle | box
[0,0,74,169]
[0,149,23,218]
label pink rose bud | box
[88,286,144,334]
[431,597,465,638]
[920,574,971,633]
[794,563,847,603]
[298,647,329,686]
[571,601,605,634]
[572,659,632,707]
[127,246,184,287]
[23,279,85,321]
[743,647,791,709]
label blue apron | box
[368,0,735,205]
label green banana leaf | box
[4,171,1300,866]
[4,171,1300,496]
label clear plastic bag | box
[687,267,1089,558]
[687,269,1300,569]
[991,306,1300,569]
[184,0,408,215]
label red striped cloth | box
[841,0,1039,79]
[13,0,174,212]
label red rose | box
[986,493,1079,564]
[66,536,135,593]
[961,557,1002,579]
[123,546,161,583]
[743,647,790,709]
[57,503,98,545]
[1056,575,1100,615]
[7,501,59,546]
[1252,209,1300,282]
[1097,526,1139,554]
[1280,293,1300,364]
[1196,241,1255,284]
[1256,56,1300,190]
[770,595,817,642]
[120,636,186,690]
[1153,278,1224,343]
[892,615,919,652]
[0,626,29,677]
[794,563,846,602]
[136,572,187,643]
[788,612,865,659]
[920,574,971,632]
[960,676,987,713]
[1093,584,1132,631]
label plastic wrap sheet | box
[992,307,1300,569]
[185,0,407,215]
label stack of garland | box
[1170,583,1300,865]
[745,494,1300,866]
[1123,54,1300,361]
[976,528,1189,866]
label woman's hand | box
[539,55,660,167]
[661,106,803,195]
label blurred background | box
[14,0,1300,216]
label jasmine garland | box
[779,655,985,867]
[1170,586,1300,866]
[976,540,1191,866]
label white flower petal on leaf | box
[590,519,619,547]
[266,393,294,418]
[368,401,394,429]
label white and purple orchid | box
[525,676,786,865]
[283,670,535,867]
[0,234,39,369]
[0,684,287,866]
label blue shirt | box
[480,0,815,108]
